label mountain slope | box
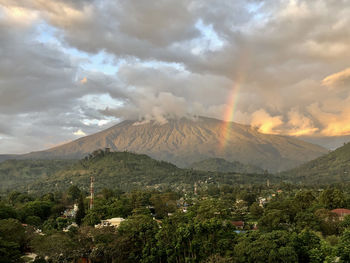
[0,159,75,192]
[1,151,277,194]
[14,117,327,172]
[189,158,265,174]
[281,142,350,184]
[0,154,18,162]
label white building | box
[95,217,125,228]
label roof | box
[331,208,350,216]
[232,221,244,227]
[105,217,124,223]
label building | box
[95,217,125,228]
[331,208,350,221]
[231,221,244,229]
[63,204,78,218]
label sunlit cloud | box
[251,109,283,135]
[80,77,87,84]
[322,68,350,88]
[0,5,38,24]
[285,109,319,136]
[1,0,350,153]
[73,129,86,136]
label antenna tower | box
[90,176,94,209]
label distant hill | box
[1,117,327,172]
[0,154,18,162]
[189,158,265,174]
[0,159,75,193]
[281,142,350,184]
[0,151,277,194]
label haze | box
[0,0,350,154]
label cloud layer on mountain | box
[0,0,350,153]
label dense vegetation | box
[282,142,350,184]
[0,160,75,193]
[3,183,350,262]
[189,158,265,174]
[2,145,350,262]
[0,150,277,195]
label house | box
[331,208,350,221]
[231,221,244,229]
[258,197,267,207]
[63,204,78,218]
[95,217,125,228]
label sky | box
[0,0,350,154]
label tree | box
[0,219,26,263]
[258,209,291,231]
[291,229,322,262]
[234,231,297,263]
[83,210,100,227]
[25,215,41,227]
[67,185,81,202]
[31,233,77,263]
[337,228,350,262]
[0,202,17,219]
[249,203,263,218]
[114,214,159,262]
[100,188,115,200]
[75,195,86,226]
[150,193,177,219]
[0,236,22,263]
[294,190,316,210]
[42,218,57,233]
[89,227,119,262]
[319,188,345,209]
[20,201,53,222]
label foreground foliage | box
[1,183,350,262]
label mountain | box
[7,117,327,172]
[0,154,18,162]
[189,158,265,174]
[0,159,75,192]
[281,142,350,184]
[0,151,277,194]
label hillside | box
[0,151,277,194]
[0,159,75,192]
[5,117,327,172]
[281,142,350,184]
[189,158,265,174]
[0,154,17,162]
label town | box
[2,176,350,262]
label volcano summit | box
[7,117,327,172]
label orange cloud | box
[0,5,38,24]
[308,103,350,136]
[286,108,318,136]
[251,109,283,134]
[322,68,350,88]
[80,77,87,84]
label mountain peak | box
[13,116,327,172]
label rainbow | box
[219,75,244,150]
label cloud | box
[80,77,88,84]
[285,108,318,136]
[308,102,350,136]
[1,0,350,153]
[73,129,86,136]
[251,109,283,135]
[322,68,350,88]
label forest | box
[0,151,278,195]
[2,181,350,262]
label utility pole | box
[90,176,94,210]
